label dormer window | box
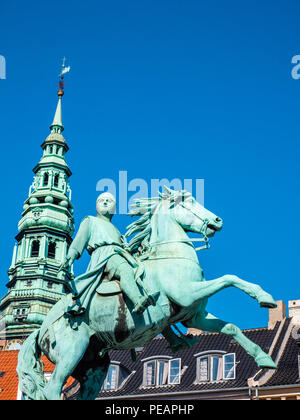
[103,365,118,390]
[196,352,236,383]
[142,357,181,387]
[102,362,132,391]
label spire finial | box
[50,58,71,133]
[57,57,71,97]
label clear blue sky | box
[0,0,299,329]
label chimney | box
[288,300,300,325]
[268,300,286,329]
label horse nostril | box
[216,217,222,222]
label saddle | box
[96,279,122,296]
[96,256,147,296]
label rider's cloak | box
[66,215,137,314]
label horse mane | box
[125,187,190,254]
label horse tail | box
[17,329,47,400]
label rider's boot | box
[132,295,153,314]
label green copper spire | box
[50,94,64,134]
[0,60,74,347]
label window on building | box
[43,172,49,186]
[223,353,236,379]
[48,241,56,259]
[103,365,118,390]
[143,357,181,387]
[102,363,132,391]
[54,174,59,188]
[31,240,40,258]
[196,352,236,383]
[49,146,53,154]
[169,358,181,384]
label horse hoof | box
[258,293,277,309]
[255,354,277,369]
[260,301,277,309]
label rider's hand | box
[58,256,74,273]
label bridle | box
[149,199,211,253]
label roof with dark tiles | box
[1,318,296,400]
[64,318,300,399]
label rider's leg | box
[117,262,152,314]
[184,310,277,369]
[170,275,277,309]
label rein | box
[140,254,201,267]
[150,237,210,252]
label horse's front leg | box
[43,324,90,400]
[184,310,277,369]
[187,275,277,309]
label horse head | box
[162,187,223,239]
[126,186,223,255]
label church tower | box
[0,66,74,348]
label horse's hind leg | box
[43,326,90,400]
[74,338,110,400]
[185,310,277,369]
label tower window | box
[54,174,59,188]
[48,242,56,259]
[43,173,49,186]
[49,146,53,154]
[31,240,40,258]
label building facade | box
[0,86,74,348]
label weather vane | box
[57,57,71,97]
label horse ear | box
[163,185,173,195]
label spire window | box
[54,174,59,188]
[47,241,56,259]
[31,240,40,258]
[43,173,49,186]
